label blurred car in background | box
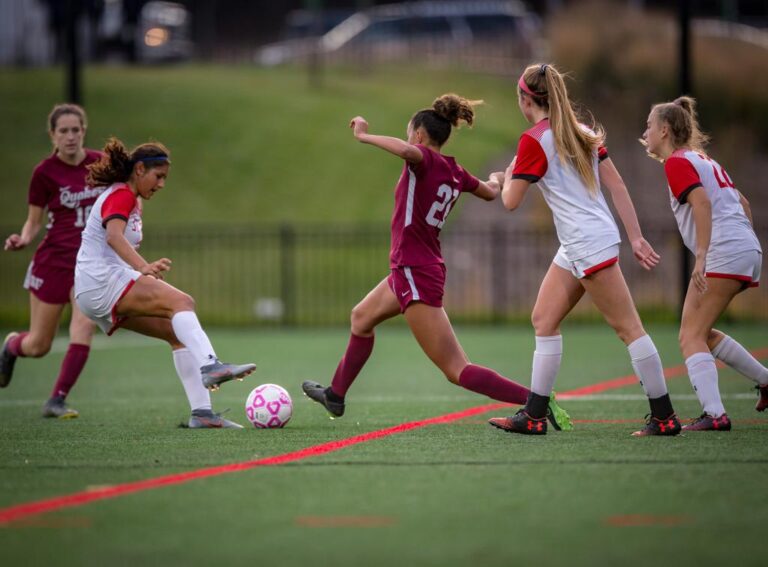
[254,8,354,66]
[256,1,541,73]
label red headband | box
[518,73,547,98]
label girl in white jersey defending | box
[301,94,571,431]
[74,138,256,429]
[488,63,681,436]
[643,96,767,431]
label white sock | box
[531,335,562,396]
[172,348,212,411]
[170,311,217,368]
[711,334,768,386]
[686,352,726,417]
[627,335,668,399]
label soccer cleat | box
[0,332,19,388]
[201,359,256,391]
[188,409,244,429]
[488,409,547,435]
[756,385,768,412]
[682,413,732,431]
[41,396,79,419]
[631,414,681,437]
[301,380,345,417]
[547,392,573,431]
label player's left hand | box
[350,116,369,138]
[490,171,505,186]
[631,238,660,270]
[692,257,708,294]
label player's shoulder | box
[664,150,696,171]
[521,118,550,142]
[84,149,103,164]
[31,153,59,176]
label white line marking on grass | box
[559,393,757,402]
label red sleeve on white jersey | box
[598,145,609,162]
[101,187,137,227]
[512,134,548,182]
[664,156,702,204]
[27,165,50,208]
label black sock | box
[649,393,674,419]
[526,392,550,419]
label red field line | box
[1,347,766,526]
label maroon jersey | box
[389,144,479,267]
[28,150,103,270]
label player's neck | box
[57,149,86,166]
[657,142,677,161]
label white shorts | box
[553,244,620,279]
[75,268,141,335]
[706,249,761,288]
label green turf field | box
[0,323,766,566]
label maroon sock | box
[50,344,90,398]
[7,332,29,357]
[458,364,530,405]
[330,333,374,398]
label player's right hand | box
[350,116,369,138]
[141,258,172,279]
[3,234,27,251]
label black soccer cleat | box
[0,332,19,388]
[488,409,547,435]
[631,413,681,437]
[302,380,345,418]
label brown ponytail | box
[87,137,170,186]
[411,93,483,147]
[651,96,710,153]
[519,63,604,195]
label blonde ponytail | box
[519,64,604,195]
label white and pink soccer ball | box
[245,384,293,428]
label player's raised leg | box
[303,276,400,417]
[115,276,255,391]
[120,315,243,428]
[581,263,680,436]
[708,329,768,412]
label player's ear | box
[133,161,145,177]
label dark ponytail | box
[87,137,170,186]
[411,93,482,147]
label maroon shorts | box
[387,264,446,313]
[23,261,73,305]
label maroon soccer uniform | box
[24,150,103,304]
[387,144,479,311]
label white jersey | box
[511,119,620,261]
[664,149,761,263]
[75,183,143,295]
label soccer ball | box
[245,384,293,428]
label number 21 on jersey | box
[426,184,459,228]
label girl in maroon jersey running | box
[302,94,572,430]
[1,104,102,419]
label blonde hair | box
[650,96,710,155]
[519,63,604,195]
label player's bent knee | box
[531,310,558,336]
[350,304,375,335]
[24,337,53,357]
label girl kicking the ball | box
[302,93,572,431]
[73,137,256,428]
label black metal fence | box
[1,224,766,326]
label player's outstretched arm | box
[4,205,45,251]
[350,116,423,164]
[105,218,171,279]
[599,157,660,270]
[472,178,500,201]
[500,158,530,211]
